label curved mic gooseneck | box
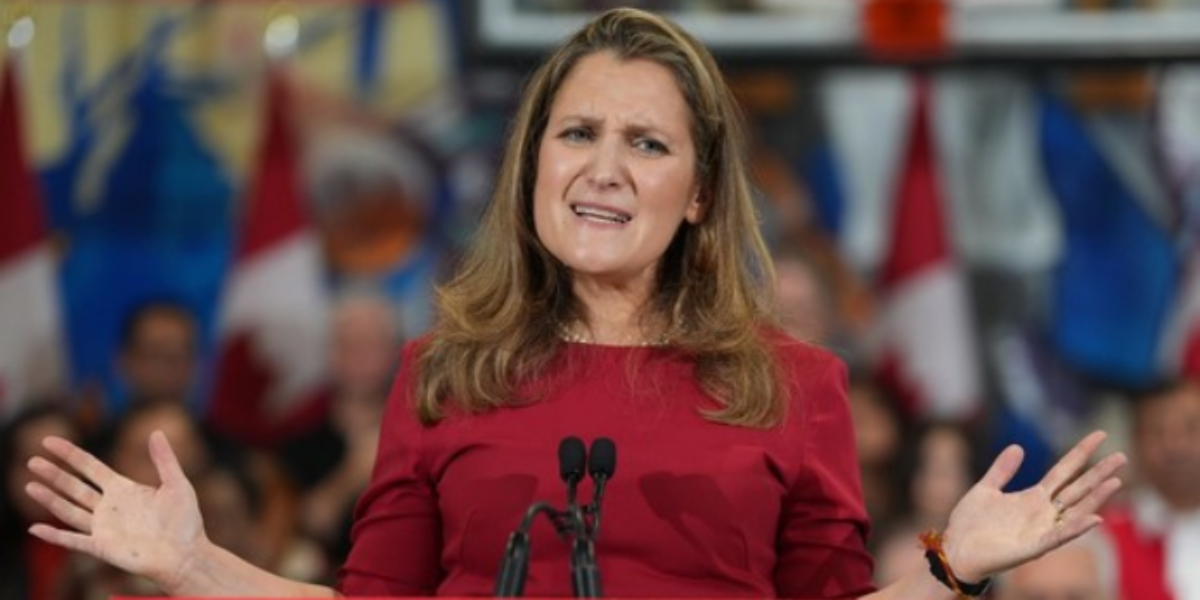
[493,436,618,598]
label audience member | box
[279,292,403,581]
[774,247,835,343]
[872,420,986,586]
[847,374,908,532]
[1103,379,1200,600]
[115,299,201,410]
[2,403,81,600]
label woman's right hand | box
[24,430,206,594]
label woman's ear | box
[684,189,705,224]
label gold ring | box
[1051,498,1066,528]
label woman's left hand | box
[940,430,1126,582]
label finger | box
[148,430,188,489]
[1050,452,1127,509]
[1053,513,1104,548]
[42,436,120,492]
[24,481,94,533]
[980,444,1025,490]
[1040,430,1107,497]
[1066,477,1123,523]
[28,523,97,556]
[28,456,104,510]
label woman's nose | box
[584,138,626,189]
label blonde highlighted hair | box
[415,8,782,427]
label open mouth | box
[571,203,632,224]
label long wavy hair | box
[415,8,783,427]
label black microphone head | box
[558,436,587,483]
[588,437,616,480]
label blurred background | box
[2,1,1199,598]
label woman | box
[24,8,1125,599]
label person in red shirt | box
[22,8,1125,599]
[1103,379,1200,600]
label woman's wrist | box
[159,534,216,596]
[939,528,988,585]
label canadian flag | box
[207,69,329,445]
[872,78,981,419]
[0,56,67,420]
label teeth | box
[572,204,630,224]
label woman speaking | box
[23,8,1125,599]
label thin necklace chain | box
[555,321,671,347]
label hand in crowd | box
[24,432,204,594]
[941,430,1126,583]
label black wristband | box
[923,549,993,597]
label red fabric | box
[206,67,325,447]
[237,70,305,261]
[0,56,47,264]
[340,338,875,598]
[26,536,70,600]
[1104,505,1174,600]
[878,77,947,289]
[1183,326,1200,378]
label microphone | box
[559,436,602,597]
[570,438,616,598]
[559,436,587,511]
[587,438,617,538]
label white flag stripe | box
[876,262,980,419]
[0,246,66,417]
[219,231,329,415]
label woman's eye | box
[561,127,593,143]
[634,138,668,156]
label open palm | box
[25,431,206,592]
[941,431,1126,582]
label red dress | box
[339,337,875,598]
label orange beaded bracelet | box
[918,530,993,599]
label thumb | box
[148,430,189,488]
[980,444,1025,491]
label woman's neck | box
[568,277,662,346]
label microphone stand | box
[495,501,569,597]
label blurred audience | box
[1,403,80,600]
[847,374,908,530]
[103,401,210,485]
[993,529,1118,600]
[775,248,836,344]
[872,420,985,586]
[115,299,201,410]
[1103,379,1200,600]
[277,291,403,582]
[770,234,876,362]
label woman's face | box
[534,52,703,292]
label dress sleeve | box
[338,342,444,596]
[774,354,876,599]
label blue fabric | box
[801,143,845,237]
[1039,95,1178,387]
[40,15,233,410]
